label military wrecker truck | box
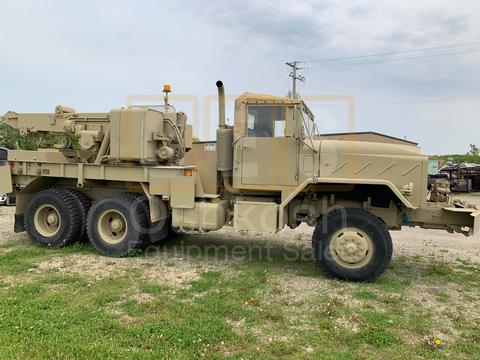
[0,81,478,281]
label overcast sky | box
[1,0,479,154]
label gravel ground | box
[1,196,479,358]
[0,207,25,244]
[1,194,480,263]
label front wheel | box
[312,208,393,282]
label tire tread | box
[62,188,91,241]
[24,189,82,248]
[312,207,393,282]
[87,192,149,257]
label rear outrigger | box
[0,81,478,281]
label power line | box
[359,97,480,105]
[308,97,480,106]
[286,42,480,97]
[304,48,480,69]
[301,41,480,63]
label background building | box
[428,157,440,174]
[318,132,418,147]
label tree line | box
[434,144,480,165]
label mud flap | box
[0,163,12,193]
[14,214,25,233]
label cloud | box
[383,10,471,47]
[187,0,333,52]
[0,0,479,153]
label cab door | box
[240,104,298,186]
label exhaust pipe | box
[215,81,239,194]
[216,80,232,171]
[216,80,226,129]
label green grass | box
[0,238,479,359]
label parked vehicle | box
[0,193,7,205]
[0,81,478,282]
[427,172,449,190]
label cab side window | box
[247,105,286,138]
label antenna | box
[286,61,305,98]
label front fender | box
[278,177,416,230]
[317,177,416,209]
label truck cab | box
[232,93,307,189]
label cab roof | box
[236,92,303,105]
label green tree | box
[467,144,480,158]
[435,144,480,165]
[0,120,80,151]
[0,122,39,150]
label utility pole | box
[286,61,305,98]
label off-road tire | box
[126,192,170,244]
[24,189,82,248]
[87,193,149,257]
[312,208,393,282]
[149,217,171,243]
[62,188,91,242]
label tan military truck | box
[0,81,478,281]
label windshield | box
[300,103,319,138]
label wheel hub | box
[110,219,123,232]
[330,228,374,269]
[47,213,59,226]
[98,210,128,245]
[34,204,61,237]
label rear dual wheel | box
[87,193,150,257]
[26,189,171,257]
[124,192,171,244]
[86,192,175,256]
[25,189,91,248]
[63,188,91,241]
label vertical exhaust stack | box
[216,81,233,172]
[216,81,226,129]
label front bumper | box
[406,205,480,236]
